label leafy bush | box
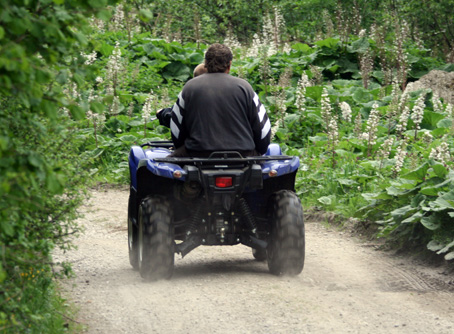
[0,104,90,332]
[0,0,118,332]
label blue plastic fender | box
[145,160,187,180]
[141,148,187,180]
[261,156,300,179]
[265,143,282,156]
[129,146,147,190]
[130,146,181,189]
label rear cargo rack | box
[153,155,294,166]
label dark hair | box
[204,43,233,73]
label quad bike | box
[127,141,305,280]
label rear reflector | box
[215,177,233,188]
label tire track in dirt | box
[377,262,452,293]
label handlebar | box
[140,140,174,148]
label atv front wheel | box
[128,195,139,270]
[138,196,175,280]
[267,190,305,276]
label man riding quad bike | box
[127,44,305,280]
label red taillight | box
[215,177,233,188]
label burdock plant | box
[327,117,339,167]
[142,92,153,138]
[271,68,292,139]
[354,113,363,137]
[258,47,272,97]
[429,140,451,166]
[339,101,352,123]
[361,102,380,157]
[396,106,410,138]
[320,88,338,167]
[446,103,453,117]
[106,41,123,97]
[295,73,310,115]
[393,143,407,176]
[378,137,394,169]
[432,93,444,113]
[321,88,332,129]
[394,20,411,90]
[358,31,374,89]
[385,82,401,135]
[411,93,426,140]
[87,109,105,148]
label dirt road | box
[56,188,454,334]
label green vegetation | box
[2,1,454,332]
[0,0,117,332]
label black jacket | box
[170,73,271,155]
[157,107,172,128]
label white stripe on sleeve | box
[170,121,180,138]
[261,119,271,139]
[172,103,183,124]
[253,93,259,107]
[258,104,266,122]
[178,92,185,109]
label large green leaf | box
[352,88,373,103]
[436,118,452,129]
[432,164,448,178]
[143,43,164,58]
[429,191,454,212]
[315,38,340,49]
[437,240,454,254]
[391,205,415,219]
[420,215,441,230]
[337,58,359,74]
[411,193,426,208]
[291,43,313,54]
[401,163,429,182]
[119,135,138,143]
[305,86,323,101]
[445,251,454,260]
[89,0,108,8]
[162,62,191,81]
[420,176,453,196]
[420,186,441,196]
[318,196,333,205]
[347,37,370,53]
[99,43,115,57]
[401,211,424,224]
[422,111,445,129]
[427,240,444,252]
[139,9,153,22]
[337,178,358,186]
[90,101,105,114]
[188,52,204,64]
[386,186,411,196]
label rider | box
[170,43,271,157]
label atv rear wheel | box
[138,196,175,280]
[128,195,139,270]
[267,190,305,276]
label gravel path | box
[55,188,454,334]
